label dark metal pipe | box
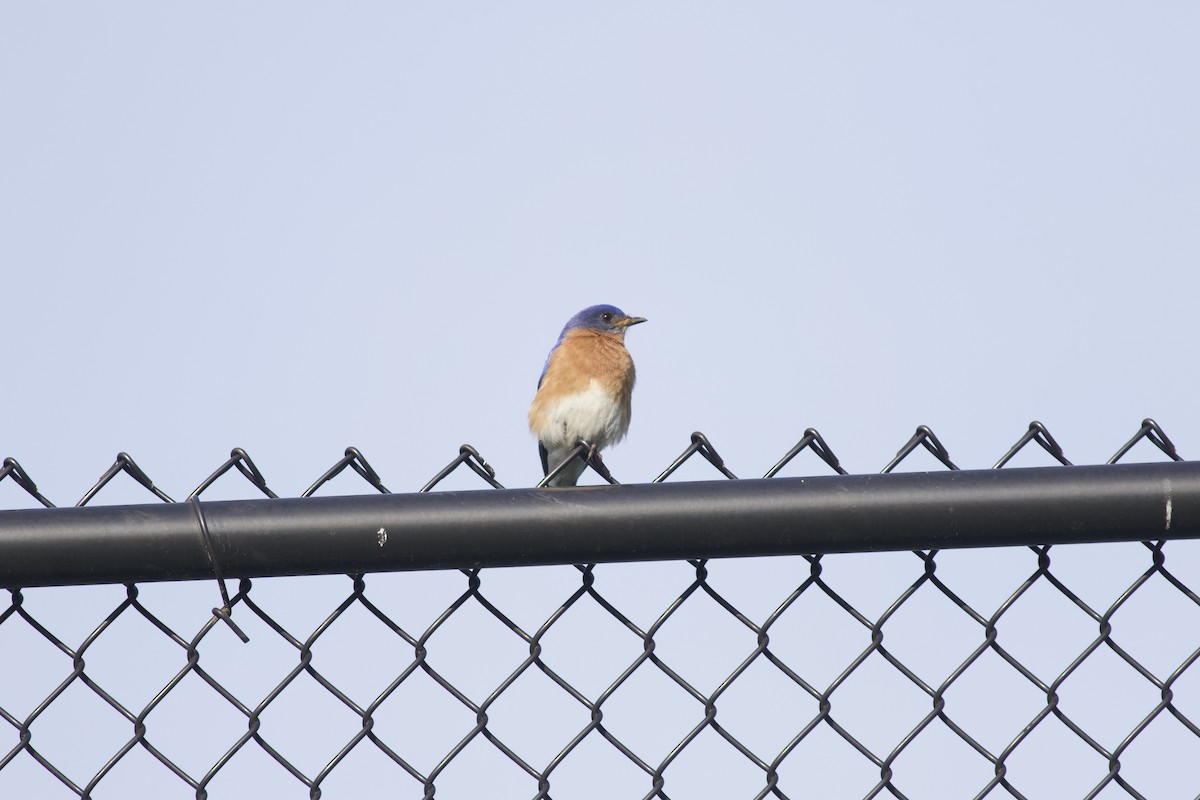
[1,461,1197,588]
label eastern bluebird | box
[528,305,647,487]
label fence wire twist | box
[1,419,1196,799]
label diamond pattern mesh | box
[2,420,1198,799]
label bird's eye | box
[601,312,613,322]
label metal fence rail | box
[1,420,1197,799]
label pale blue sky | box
[4,2,1198,494]
[2,3,1199,798]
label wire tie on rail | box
[189,496,250,643]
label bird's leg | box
[578,440,618,484]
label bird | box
[528,304,647,487]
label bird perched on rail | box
[528,305,647,487]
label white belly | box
[536,380,631,450]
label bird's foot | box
[577,440,618,484]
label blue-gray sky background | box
[2,3,1199,798]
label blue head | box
[560,304,647,337]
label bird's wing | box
[539,441,550,476]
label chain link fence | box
[2,420,1198,799]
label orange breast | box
[528,329,636,433]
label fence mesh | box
[1,420,1198,799]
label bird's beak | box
[614,315,647,329]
